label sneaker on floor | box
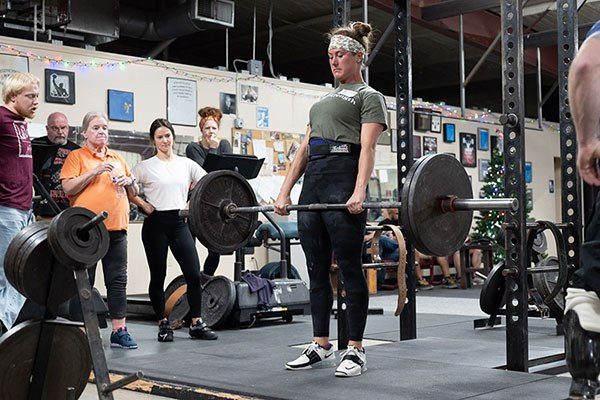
[417,278,433,291]
[110,327,138,349]
[189,320,218,340]
[286,341,336,370]
[157,320,174,342]
[472,276,485,286]
[335,345,367,377]
[442,276,458,289]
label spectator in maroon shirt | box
[0,72,40,334]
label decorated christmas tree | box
[471,146,507,264]
[472,141,533,263]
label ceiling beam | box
[421,0,499,21]
[525,22,594,48]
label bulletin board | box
[231,128,303,176]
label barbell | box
[187,153,518,257]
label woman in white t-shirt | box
[129,118,218,343]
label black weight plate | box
[19,231,76,308]
[0,319,91,400]
[201,276,236,328]
[48,207,110,268]
[401,153,473,257]
[189,171,258,254]
[4,222,51,293]
[531,256,564,317]
[480,261,507,315]
[164,275,191,328]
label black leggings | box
[142,211,203,320]
[298,156,368,341]
[188,225,221,276]
[574,191,600,298]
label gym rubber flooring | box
[98,286,570,400]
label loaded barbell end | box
[78,211,109,235]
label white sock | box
[565,288,600,333]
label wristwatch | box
[128,176,137,186]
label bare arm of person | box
[274,125,311,215]
[569,35,600,186]
[62,162,113,197]
[128,193,155,215]
[346,122,384,214]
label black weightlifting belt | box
[308,139,361,160]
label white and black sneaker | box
[335,345,367,377]
[285,341,336,370]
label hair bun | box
[198,106,222,123]
[351,21,372,38]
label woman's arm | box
[62,162,113,197]
[274,125,311,215]
[128,192,155,215]
[346,122,384,214]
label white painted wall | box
[2,35,562,293]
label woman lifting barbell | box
[274,21,387,377]
[129,118,218,342]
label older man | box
[31,112,79,217]
[0,72,40,333]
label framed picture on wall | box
[460,132,477,168]
[107,89,134,122]
[45,69,75,105]
[256,106,269,128]
[414,107,431,132]
[423,136,437,155]
[219,92,236,114]
[526,188,533,209]
[478,128,490,150]
[240,84,259,103]
[430,112,442,133]
[167,78,197,126]
[0,54,29,94]
[443,123,456,143]
[525,161,533,183]
[479,159,490,181]
[413,135,422,159]
[491,134,504,153]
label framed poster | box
[414,107,431,132]
[240,84,259,103]
[0,54,29,94]
[413,135,422,159]
[443,123,456,143]
[423,136,437,155]
[478,128,490,151]
[430,112,442,133]
[45,69,75,104]
[107,90,134,122]
[525,161,533,183]
[219,92,236,114]
[256,106,269,128]
[491,134,504,153]
[167,78,197,126]
[479,159,490,181]
[526,188,533,209]
[460,132,477,168]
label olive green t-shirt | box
[309,83,388,145]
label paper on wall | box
[379,169,389,183]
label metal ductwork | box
[119,0,234,41]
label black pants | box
[298,156,368,341]
[88,230,128,319]
[142,211,203,319]
[187,225,221,276]
[573,191,600,298]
